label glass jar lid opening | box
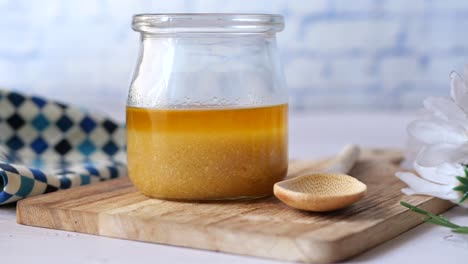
[132,13,284,34]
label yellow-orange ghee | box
[126,104,288,200]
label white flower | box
[395,162,465,204]
[396,65,468,207]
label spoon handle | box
[324,144,360,174]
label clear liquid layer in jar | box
[126,104,288,200]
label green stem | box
[453,227,468,234]
[401,201,467,233]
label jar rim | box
[132,13,284,34]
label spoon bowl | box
[274,173,367,212]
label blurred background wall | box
[1,0,468,118]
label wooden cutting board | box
[17,149,453,263]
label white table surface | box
[1,112,468,264]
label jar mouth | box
[132,13,284,34]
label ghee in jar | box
[126,104,288,200]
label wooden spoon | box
[274,144,367,212]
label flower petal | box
[464,64,468,87]
[395,172,459,199]
[407,119,466,145]
[423,97,467,125]
[436,163,465,181]
[416,143,468,167]
[401,134,425,169]
[450,71,468,113]
[413,162,461,186]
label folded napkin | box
[0,90,127,204]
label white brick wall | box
[409,19,468,52]
[331,58,376,87]
[333,0,379,13]
[384,0,426,13]
[430,0,468,12]
[0,0,467,115]
[380,56,422,91]
[285,0,327,15]
[304,20,400,52]
[285,58,325,89]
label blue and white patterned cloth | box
[0,90,127,204]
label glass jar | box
[127,14,288,200]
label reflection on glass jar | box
[127,14,288,200]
